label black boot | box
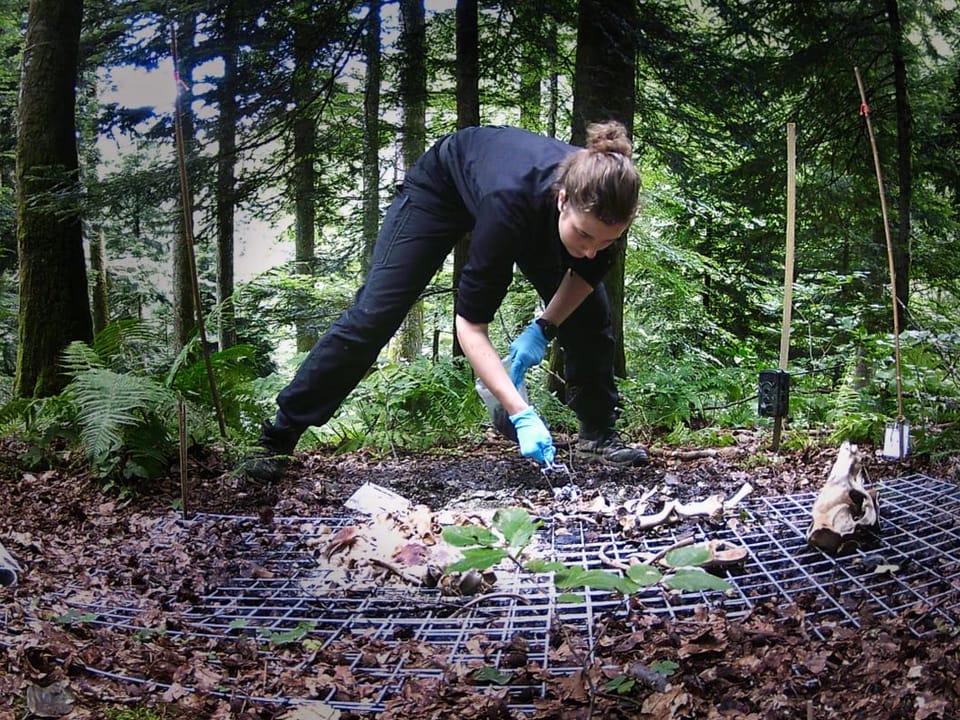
[239,417,303,484]
[577,427,649,467]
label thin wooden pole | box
[773,123,797,451]
[854,67,905,424]
[170,23,227,438]
[178,395,190,520]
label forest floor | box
[1,430,959,719]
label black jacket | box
[410,125,617,324]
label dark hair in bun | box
[554,120,640,225]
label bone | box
[636,500,677,529]
[674,495,724,518]
[807,441,881,553]
[724,482,754,510]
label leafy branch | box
[441,507,734,707]
[442,507,734,596]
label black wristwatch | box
[535,317,559,341]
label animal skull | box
[806,441,880,554]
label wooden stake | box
[179,395,190,520]
[773,123,797,451]
[170,23,227,438]
[854,67,905,424]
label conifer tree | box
[15,0,92,397]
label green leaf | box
[554,567,636,594]
[626,563,662,587]
[473,666,512,685]
[492,507,540,549]
[446,547,508,572]
[258,621,315,646]
[524,559,568,574]
[663,544,713,568]
[442,524,500,548]
[664,568,732,592]
[54,610,98,625]
[605,675,636,694]
[557,592,584,603]
[651,660,679,676]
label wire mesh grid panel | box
[32,473,960,714]
[732,474,960,637]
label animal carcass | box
[806,441,880,554]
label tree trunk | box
[90,231,109,335]
[952,63,960,203]
[571,0,636,379]
[452,0,479,358]
[15,0,92,397]
[886,0,912,324]
[396,0,426,361]
[172,14,197,352]
[216,0,239,350]
[361,0,382,277]
[292,10,318,353]
[545,16,559,138]
[519,42,541,132]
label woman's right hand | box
[508,407,556,465]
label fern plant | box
[64,365,175,482]
[827,353,887,444]
[0,393,81,469]
[0,318,269,487]
[59,339,178,483]
[166,335,268,435]
[321,356,486,453]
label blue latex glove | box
[509,406,557,465]
[507,321,549,388]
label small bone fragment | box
[723,482,754,510]
[674,495,724,518]
[636,500,677,529]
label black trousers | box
[270,169,620,442]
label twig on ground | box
[624,662,668,692]
[369,557,422,585]
[598,536,696,571]
[450,592,531,617]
